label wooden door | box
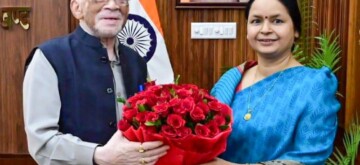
[0,0,70,164]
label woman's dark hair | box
[245,0,302,36]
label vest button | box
[109,121,116,128]
[100,56,108,63]
[106,88,113,94]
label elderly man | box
[23,0,169,164]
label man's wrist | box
[93,145,104,165]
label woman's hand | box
[202,159,302,165]
[201,157,234,165]
[94,130,169,165]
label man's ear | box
[70,0,84,19]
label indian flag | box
[118,0,174,84]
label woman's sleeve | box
[279,67,341,165]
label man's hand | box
[94,130,169,165]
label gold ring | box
[138,144,145,153]
[140,158,147,164]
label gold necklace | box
[244,70,284,121]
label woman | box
[208,0,340,164]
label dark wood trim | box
[175,1,247,9]
[0,153,31,158]
[0,154,36,165]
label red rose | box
[213,115,226,126]
[161,125,177,138]
[206,121,220,137]
[146,112,159,122]
[208,101,223,112]
[163,84,176,89]
[196,102,210,114]
[143,93,157,106]
[144,80,156,89]
[195,124,210,137]
[127,94,144,106]
[176,88,192,98]
[191,92,201,103]
[123,106,133,111]
[190,106,206,121]
[156,96,169,105]
[204,93,217,102]
[167,114,186,129]
[174,97,195,115]
[118,119,131,131]
[169,98,181,107]
[175,127,192,138]
[147,85,162,92]
[160,90,172,100]
[182,84,199,91]
[123,108,137,120]
[172,106,186,116]
[220,104,232,117]
[135,112,148,123]
[153,103,169,116]
[136,98,148,107]
[198,89,208,95]
[142,125,158,134]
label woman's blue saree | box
[211,64,340,165]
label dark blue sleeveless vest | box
[26,26,147,145]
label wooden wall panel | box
[346,0,360,162]
[312,0,349,128]
[0,0,70,156]
[0,154,36,165]
[346,0,360,128]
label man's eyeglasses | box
[93,0,129,6]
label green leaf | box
[225,115,231,124]
[132,118,140,129]
[307,30,342,73]
[170,88,176,97]
[219,125,229,131]
[327,114,360,164]
[186,121,195,130]
[154,120,162,126]
[138,105,147,112]
[175,75,180,85]
[205,111,215,123]
[116,97,127,104]
[145,121,155,126]
[145,120,162,127]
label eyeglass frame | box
[92,0,129,6]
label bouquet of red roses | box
[118,81,232,165]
